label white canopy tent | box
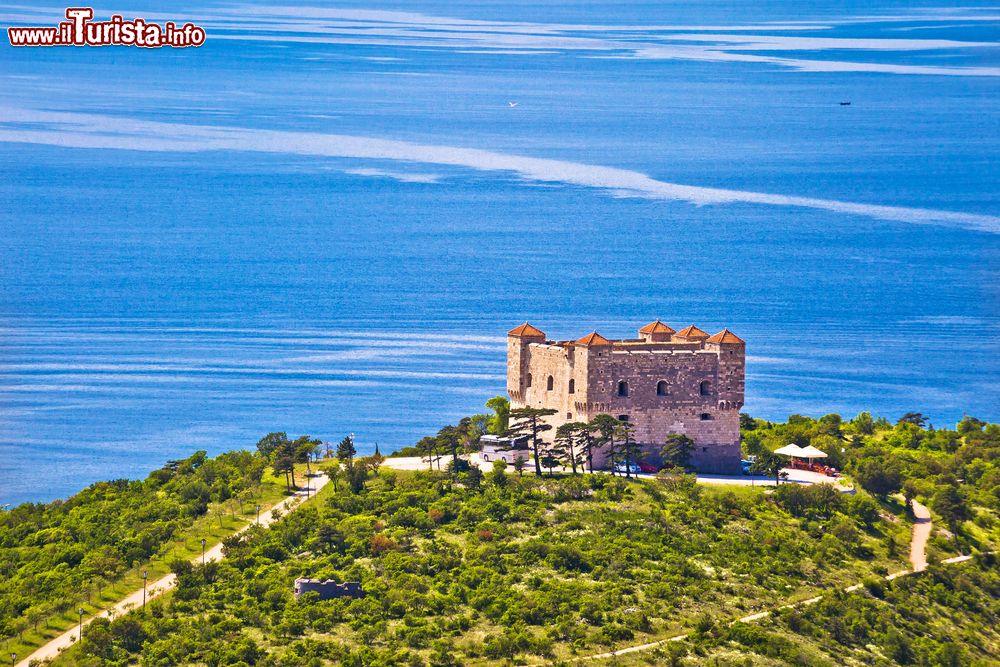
[798,445,828,461]
[773,444,805,458]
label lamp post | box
[255,504,261,525]
[77,607,84,643]
[200,538,206,567]
[142,570,148,609]
[11,652,16,667]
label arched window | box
[526,373,532,387]
[617,380,629,397]
[656,380,668,396]
[547,375,554,391]
[568,379,575,394]
[700,380,712,396]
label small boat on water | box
[840,101,852,106]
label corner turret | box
[705,329,745,410]
[507,323,545,403]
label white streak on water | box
[344,168,442,184]
[1,107,997,234]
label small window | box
[566,412,572,419]
[702,446,708,452]
[618,415,629,422]
[700,380,712,396]
[526,373,532,387]
[547,375,554,391]
[617,380,629,397]
[700,413,712,421]
[482,454,490,461]
[656,380,668,396]
[568,379,575,394]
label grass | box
[2,463,314,663]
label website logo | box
[8,7,206,47]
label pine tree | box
[512,456,527,478]
[416,436,439,471]
[616,420,641,478]
[589,414,620,475]
[553,423,586,474]
[368,443,385,473]
[661,433,695,471]
[575,421,597,473]
[506,407,559,476]
[336,435,356,466]
[437,425,462,474]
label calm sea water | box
[1,1,998,504]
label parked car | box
[638,462,658,474]
[613,462,642,475]
[740,459,753,474]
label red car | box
[638,462,658,474]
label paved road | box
[383,456,848,490]
[17,474,328,667]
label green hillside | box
[6,412,999,666]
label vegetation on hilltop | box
[742,412,1000,553]
[61,459,910,665]
[602,555,1000,666]
[5,410,999,666]
[0,448,295,660]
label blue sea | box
[0,1,998,504]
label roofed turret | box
[576,331,611,347]
[706,329,745,345]
[508,322,545,339]
[674,324,709,341]
[638,319,675,342]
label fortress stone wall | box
[506,321,745,474]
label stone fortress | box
[507,320,745,473]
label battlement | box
[506,321,745,473]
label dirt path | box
[16,474,328,667]
[910,499,931,572]
[580,496,937,662]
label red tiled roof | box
[576,331,611,346]
[706,329,745,345]
[675,325,709,339]
[508,322,545,337]
[639,320,676,334]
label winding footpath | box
[909,498,932,572]
[16,474,328,667]
[580,499,950,662]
